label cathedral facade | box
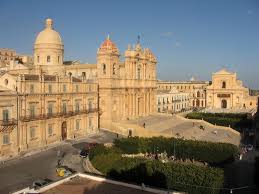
[96,37,157,129]
[206,69,258,110]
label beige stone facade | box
[0,73,98,158]
[0,88,18,158]
[97,38,157,129]
[206,69,258,111]
[157,80,209,108]
[156,88,190,113]
[0,18,157,159]
[0,48,16,63]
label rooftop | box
[42,176,153,194]
[13,173,176,194]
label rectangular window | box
[75,102,80,113]
[62,103,67,114]
[88,100,93,110]
[76,119,80,130]
[89,117,92,128]
[30,127,36,139]
[2,109,9,121]
[76,85,79,92]
[48,124,53,135]
[30,84,34,93]
[63,84,67,92]
[58,56,60,63]
[3,134,10,144]
[29,105,35,117]
[48,85,52,93]
[48,104,53,116]
[47,56,51,63]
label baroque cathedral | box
[0,19,157,159]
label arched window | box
[112,63,116,75]
[222,81,226,88]
[37,56,40,63]
[47,55,51,63]
[102,64,106,74]
[68,72,72,77]
[58,56,60,63]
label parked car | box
[56,166,73,177]
[80,149,89,158]
[32,178,52,189]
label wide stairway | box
[112,113,240,145]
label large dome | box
[34,18,63,45]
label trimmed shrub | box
[114,137,238,164]
[186,112,252,129]
[89,146,224,194]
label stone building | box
[206,69,258,111]
[157,80,209,108]
[0,18,157,159]
[156,88,190,113]
[97,37,157,129]
[0,86,18,158]
[0,48,16,63]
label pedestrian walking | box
[57,150,61,158]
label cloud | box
[247,10,253,15]
[175,42,181,47]
[161,31,173,37]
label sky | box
[0,0,259,88]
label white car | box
[246,144,253,151]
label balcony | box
[0,119,18,126]
[19,108,98,122]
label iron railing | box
[0,119,18,126]
[19,108,98,122]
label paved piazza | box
[121,114,240,145]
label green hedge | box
[186,112,252,129]
[113,137,238,164]
[90,145,224,194]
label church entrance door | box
[61,121,67,140]
[221,99,227,109]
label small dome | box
[34,19,63,45]
[99,35,119,53]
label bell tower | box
[97,35,120,79]
[97,36,120,129]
